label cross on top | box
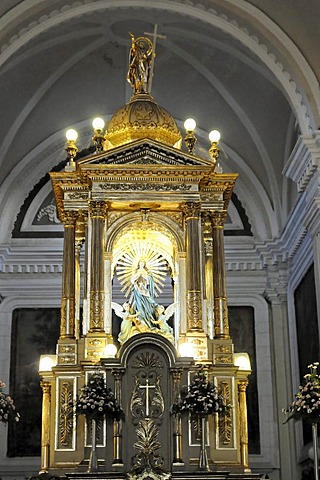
[144,24,167,94]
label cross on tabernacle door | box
[139,378,155,417]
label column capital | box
[61,210,78,227]
[209,210,228,227]
[182,201,201,219]
[238,379,249,392]
[40,380,52,394]
[112,368,126,380]
[89,200,109,218]
[170,367,183,380]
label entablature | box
[50,143,238,222]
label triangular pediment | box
[77,138,213,168]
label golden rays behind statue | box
[112,241,175,344]
[116,242,168,298]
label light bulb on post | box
[92,117,106,153]
[208,129,221,143]
[208,129,221,169]
[184,117,197,154]
[66,128,78,142]
[92,117,105,131]
[184,118,196,132]
[65,128,78,166]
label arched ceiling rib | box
[0,0,317,131]
[0,0,318,247]
[0,37,107,170]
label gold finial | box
[184,118,197,154]
[65,128,78,167]
[208,129,221,168]
[127,34,154,95]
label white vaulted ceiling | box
[0,0,319,245]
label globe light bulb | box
[209,129,221,143]
[179,342,194,358]
[92,117,105,131]
[234,353,251,371]
[66,128,78,142]
[39,355,57,372]
[184,118,196,132]
[104,343,117,358]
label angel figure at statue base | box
[111,302,141,345]
[153,304,176,343]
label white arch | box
[166,39,282,230]
[106,211,185,255]
[0,36,107,169]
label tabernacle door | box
[121,334,174,472]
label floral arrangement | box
[171,366,229,416]
[0,381,20,424]
[76,373,124,421]
[283,362,320,423]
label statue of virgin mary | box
[130,259,158,329]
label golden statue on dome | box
[127,33,154,94]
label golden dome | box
[105,94,182,149]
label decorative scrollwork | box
[129,418,168,477]
[133,352,163,369]
[130,372,164,423]
[98,182,191,192]
[59,381,74,447]
[219,381,232,445]
[187,290,202,330]
[89,290,104,329]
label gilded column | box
[112,368,125,466]
[238,380,250,472]
[183,202,203,331]
[75,213,85,339]
[83,216,90,334]
[60,211,77,339]
[210,210,230,339]
[171,368,183,464]
[89,201,108,332]
[202,213,214,338]
[40,381,51,473]
[104,252,112,335]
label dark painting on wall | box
[229,306,260,455]
[8,308,60,457]
[294,264,319,445]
